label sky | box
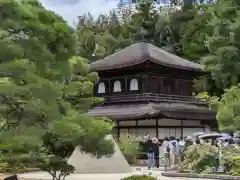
[40,0,118,26]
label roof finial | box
[133,27,147,43]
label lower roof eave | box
[86,102,216,121]
[87,111,216,121]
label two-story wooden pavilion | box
[87,42,217,140]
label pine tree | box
[131,0,159,43]
[0,0,114,177]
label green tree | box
[0,0,75,128]
[76,13,121,62]
[217,85,240,133]
[76,14,96,60]
[130,0,160,43]
[201,0,240,94]
[118,135,141,164]
[0,0,114,178]
[75,0,180,63]
[169,6,196,56]
[180,5,212,62]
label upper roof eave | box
[90,42,204,72]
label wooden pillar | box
[181,120,183,137]
[117,120,120,140]
[141,75,146,93]
[125,76,128,92]
[156,118,159,138]
[162,77,165,94]
[108,79,111,93]
[136,120,139,137]
[160,77,163,94]
[176,79,179,95]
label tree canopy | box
[216,85,240,133]
[0,0,114,177]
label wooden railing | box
[102,93,206,105]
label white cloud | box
[40,0,118,26]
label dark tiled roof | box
[87,102,216,120]
[90,42,204,72]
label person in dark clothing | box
[195,138,201,145]
[147,148,155,169]
[178,136,185,162]
[212,140,218,147]
[153,142,159,168]
[151,138,160,168]
[228,138,235,145]
[185,138,193,147]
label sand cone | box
[68,135,133,173]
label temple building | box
[87,42,217,140]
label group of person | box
[144,134,239,170]
[146,136,190,170]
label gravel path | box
[18,167,218,180]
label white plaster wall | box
[119,119,202,126]
[119,120,136,126]
[183,120,201,126]
[118,119,208,140]
[119,127,205,139]
[137,119,182,126]
[138,119,157,126]
[158,119,181,126]
[158,128,182,139]
[119,128,156,139]
[204,125,211,133]
[182,128,205,137]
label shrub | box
[228,155,240,176]
[179,144,240,176]
[118,135,141,164]
[221,145,240,176]
[178,144,219,173]
[121,175,157,180]
[0,146,39,173]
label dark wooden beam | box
[99,74,144,81]
[118,125,205,129]
[125,76,128,92]
[108,79,110,93]
[156,118,158,138]
[136,119,139,136]
[113,114,215,122]
[116,120,120,140]
[181,120,183,137]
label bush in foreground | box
[222,146,240,176]
[178,144,219,173]
[118,135,141,164]
[121,175,157,180]
[179,144,240,176]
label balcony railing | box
[102,93,206,105]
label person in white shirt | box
[178,136,186,162]
[217,139,224,148]
[162,137,170,171]
[169,136,178,166]
[143,133,150,142]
